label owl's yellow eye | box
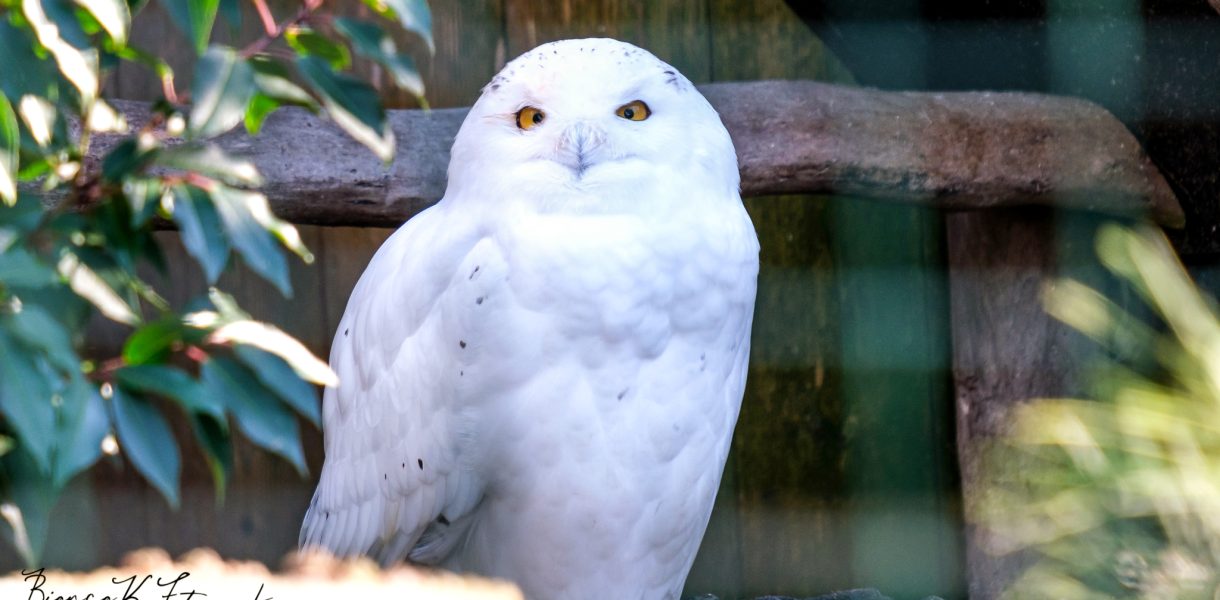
[616,100,651,121]
[516,106,545,130]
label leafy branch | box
[0,0,432,567]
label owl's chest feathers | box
[487,201,755,344]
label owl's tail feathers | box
[299,484,387,560]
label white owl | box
[299,38,759,600]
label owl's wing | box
[299,203,492,565]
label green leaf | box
[76,0,131,46]
[0,92,18,206]
[334,18,424,97]
[216,0,239,30]
[249,57,315,107]
[101,138,158,183]
[234,345,319,426]
[111,385,181,508]
[284,27,351,70]
[122,177,165,227]
[0,246,58,288]
[5,305,78,374]
[243,93,278,135]
[297,56,394,162]
[190,46,254,139]
[157,143,262,186]
[0,21,59,102]
[170,185,230,283]
[117,364,225,424]
[122,318,183,365]
[162,0,220,55]
[190,412,231,503]
[201,357,307,475]
[1,444,57,566]
[0,328,56,472]
[52,376,108,487]
[57,251,140,325]
[0,436,12,457]
[209,186,290,295]
[362,0,433,53]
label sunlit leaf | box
[201,357,307,475]
[284,27,350,70]
[162,0,220,55]
[57,252,140,325]
[190,46,254,138]
[170,185,230,283]
[157,143,262,186]
[297,56,394,162]
[0,437,12,458]
[117,364,225,424]
[52,377,108,488]
[76,0,131,46]
[207,320,337,387]
[0,328,55,473]
[208,186,290,294]
[0,92,18,206]
[111,385,181,508]
[234,345,320,426]
[362,0,433,53]
[85,99,128,133]
[23,0,100,104]
[334,18,424,97]
[18,95,56,148]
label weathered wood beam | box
[95,79,1181,227]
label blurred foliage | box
[0,0,431,566]
[980,223,1220,599]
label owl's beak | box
[556,121,605,178]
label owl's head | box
[447,38,739,206]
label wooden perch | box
[97,80,1182,227]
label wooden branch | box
[93,80,1182,227]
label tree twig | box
[239,0,326,59]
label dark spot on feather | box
[470,266,480,280]
[344,329,349,336]
[618,388,628,400]
[325,512,329,519]
[459,340,467,348]
[384,473,387,480]
[418,458,424,470]
[437,514,450,526]
[402,463,405,468]
[476,297,484,305]
[460,370,464,376]
[700,353,706,361]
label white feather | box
[301,38,759,600]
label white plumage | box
[300,38,759,600]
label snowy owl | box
[299,38,759,600]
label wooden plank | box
[945,208,1078,600]
[76,81,1183,229]
[503,0,712,82]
